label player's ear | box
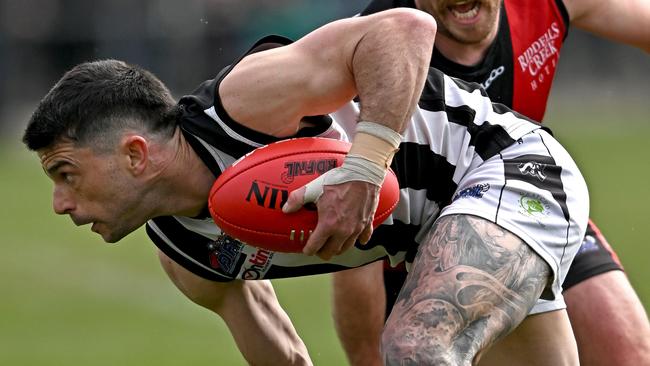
[121,135,149,176]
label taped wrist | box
[348,121,402,170]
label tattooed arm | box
[381,214,550,366]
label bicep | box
[219,8,433,135]
[565,0,650,52]
[219,17,362,135]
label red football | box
[208,137,400,253]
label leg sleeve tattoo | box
[381,214,551,366]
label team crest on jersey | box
[207,234,245,274]
[518,194,551,222]
[518,161,547,181]
[453,183,490,201]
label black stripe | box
[418,68,446,112]
[368,220,423,264]
[538,133,572,274]
[495,153,506,221]
[265,261,379,279]
[470,121,517,160]
[446,104,477,126]
[502,153,570,222]
[418,70,520,161]
[391,142,458,203]
[554,0,571,41]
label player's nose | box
[52,186,76,215]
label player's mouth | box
[448,1,481,23]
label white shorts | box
[439,129,589,314]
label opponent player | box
[332,1,650,365]
[24,9,589,365]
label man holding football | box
[332,1,650,365]
[25,8,589,365]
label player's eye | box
[60,172,74,184]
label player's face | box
[416,0,502,45]
[38,140,148,243]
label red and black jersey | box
[360,0,570,121]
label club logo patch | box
[518,194,551,219]
[207,234,244,274]
[453,183,490,201]
[518,161,547,181]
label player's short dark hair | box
[23,59,179,152]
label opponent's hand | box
[283,179,380,260]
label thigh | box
[565,270,650,366]
[478,310,578,366]
[382,214,551,365]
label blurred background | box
[1,0,648,365]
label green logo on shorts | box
[518,194,551,219]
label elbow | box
[381,8,438,41]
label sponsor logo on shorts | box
[207,234,244,274]
[281,159,338,184]
[577,235,599,255]
[453,183,490,201]
[518,194,551,220]
[242,248,274,280]
[518,161,547,181]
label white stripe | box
[442,75,539,139]
[174,216,222,239]
[204,106,264,148]
[192,134,237,172]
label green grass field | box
[1,106,648,365]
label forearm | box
[217,280,312,366]
[352,10,437,132]
[158,252,311,366]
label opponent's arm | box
[158,251,312,366]
[564,0,650,52]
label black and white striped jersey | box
[145,35,543,282]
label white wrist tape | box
[302,121,402,203]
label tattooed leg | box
[381,214,551,366]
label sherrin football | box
[208,137,400,253]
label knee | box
[380,324,457,366]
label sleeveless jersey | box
[145,35,542,282]
[360,0,570,121]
